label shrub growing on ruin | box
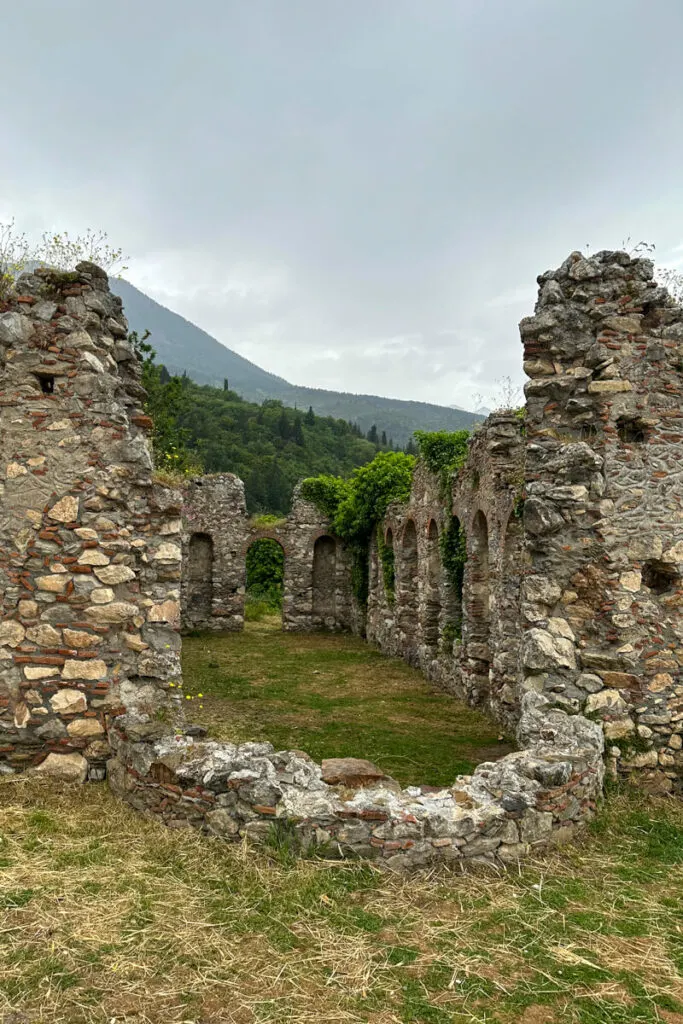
[302,451,415,605]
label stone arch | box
[398,519,419,654]
[423,519,441,651]
[466,510,491,689]
[186,532,214,626]
[312,534,337,628]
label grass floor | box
[181,614,511,782]
[181,619,511,788]
[2,776,683,1023]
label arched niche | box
[398,519,419,649]
[467,510,491,671]
[382,526,396,602]
[312,534,337,628]
[423,519,441,650]
[187,532,214,624]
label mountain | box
[111,277,482,444]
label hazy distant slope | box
[112,277,481,442]
[112,278,290,396]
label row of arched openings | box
[379,511,492,662]
[185,532,338,626]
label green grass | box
[181,620,510,786]
[2,777,683,1022]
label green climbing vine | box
[302,432,474,621]
[301,451,415,606]
[414,429,470,499]
[414,430,471,644]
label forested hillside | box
[113,277,482,444]
[138,336,391,514]
[178,379,381,512]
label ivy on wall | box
[301,451,415,605]
[414,430,470,641]
[302,432,473,618]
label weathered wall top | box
[521,250,683,789]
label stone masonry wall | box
[521,250,683,792]
[181,480,355,633]
[109,690,603,869]
[182,474,247,632]
[365,415,526,730]
[0,264,183,782]
[8,251,679,869]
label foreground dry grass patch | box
[2,775,683,1023]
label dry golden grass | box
[2,772,683,1024]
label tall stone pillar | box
[520,250,683,787]
[0,263,183,782]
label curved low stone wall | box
[108,692,604,869]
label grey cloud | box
[1,0,682,407]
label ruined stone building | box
[1,249,681,868]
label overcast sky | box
[2,1,682,408]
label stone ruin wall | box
[5,248,681,868]
[180,476,357,633]
[365,414,526,730]
[521,250,683,793]
[0,264,183,784]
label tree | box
[367,424,379,445]
[305,405,316,426]
[381,430,388,447]
[129,331,201,478]
[292,416,305,446]
[223,378,230,392]
[277,408,290,440]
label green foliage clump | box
[333,451,415,541]
[299,475,351,520]
[302,451,415,605]
[245,538,284,620]
[414,429,470,476]
[131,331,203,479]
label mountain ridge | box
[111,277,482,444]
